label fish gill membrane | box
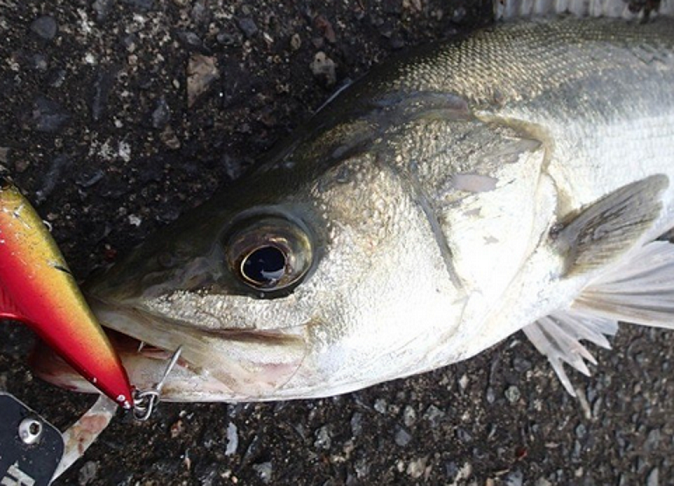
[30,1,674,407]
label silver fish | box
[35,16,674,402]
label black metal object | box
[0,392,64,486]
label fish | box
[33,14,674,403]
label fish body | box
[35,17,674,401]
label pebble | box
[505,385,521,403]
[30,16,58,41]
[30,96,70,132]
[170,419,184,438]
[194,462,219,486]
[252,462,272,484]
[350,412,363,437]
[421,405,444,427]
[76,169,105,188]
[512,357,532,373]
[310,51,336,86]
[445,461,459,478]
[314,425,332,450]
[452,6,467,22]
[78,461,98,486]
[354,458,369,478]
[374,398,387,414]
[455,427,472,442]
[647,467,659,486]
[160,126,181,150]
[402,0,423,12]
[152,96,171,129]
[187,54,219,108]
[645,428,661,451]
[122,0,155,11]
[237,17,258,38]
[394,426,412,447]
[225,421,238,456]
[178,31,202,49]
[47,68,67,88]
[191,0,210,25]
[30,54,48,71]
[290,33,301,51]
[92,0,114,22]
[314,15,336,44]
[504,470,523,486]
[458,374,469,390]
[406,456,427,479]
[402,405,416,427]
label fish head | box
[35,85,552,402]
[54,130,468,401]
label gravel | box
[225,421,238,456]
[27,96,70,133]
[1,1,673,485]
[77,461,98,486]
[394,426,412,447]
[29,15,58,41]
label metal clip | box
[132,346,182,421]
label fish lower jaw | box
[30,333,253,403]
[32,297,313,403]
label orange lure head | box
[0,177,133,409]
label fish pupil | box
[243,246,286,285]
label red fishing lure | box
[0,179,133,409]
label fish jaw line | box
[33,296,310,402]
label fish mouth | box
[31,297,309,403]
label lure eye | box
[225,215,313,292]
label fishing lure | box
[0,176,133,409]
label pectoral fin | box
[554,174,668,276]
[574,241,674,328]
[523,175,672,395]
[524,240,674,396]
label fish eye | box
[225,215,313,292]
[241,245,287,286]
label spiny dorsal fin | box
[495,0,674,21]
[553,174,668,277]
[524,240,674,395]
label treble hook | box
[132,346,183,421]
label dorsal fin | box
[495,0,674,21]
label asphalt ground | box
[0,1,673,484]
